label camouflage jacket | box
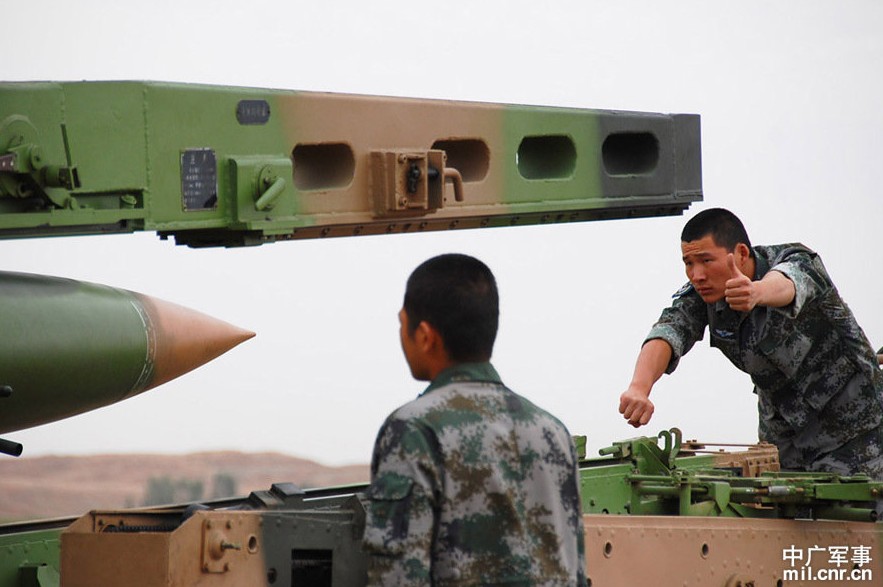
[647,244,883,470]
[363,362,587,586]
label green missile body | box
[0,271,254,440]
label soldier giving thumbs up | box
[617,208,883,478]
[724,252,795,312]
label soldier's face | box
[681,235,731,303]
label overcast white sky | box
[3,1,882,466]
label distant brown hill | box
[0,452,369,522]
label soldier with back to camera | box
[619,208,883,478]
[363,253,587,586]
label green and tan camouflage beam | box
[0,81,701,247]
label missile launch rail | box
[0,81,701,247]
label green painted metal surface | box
[0,81,702,247]
[0,526,62,587]
[580,430,883,521]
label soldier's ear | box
[417,321,447,356]
[414,321,437,352]
[734,243,751,265]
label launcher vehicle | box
[1,81,879,587]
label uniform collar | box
[421,362,502,396]
[752,246,770,281]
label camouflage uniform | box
[363,362,587,586]
[647,244,883,477]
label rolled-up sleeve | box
[767,247,830,318]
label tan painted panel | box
[584,514,883,586]
[62,510,265,587]
[278,92,505,215]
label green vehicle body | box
[4,432,882,586]
[1,81,880,586]
[0,526,61,587]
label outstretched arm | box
[619,338,673,427]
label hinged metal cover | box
[370,149,447,216]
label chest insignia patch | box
[712,328,736,340]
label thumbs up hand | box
[724,253,757,312]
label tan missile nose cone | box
[134,293,255,392]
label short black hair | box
[403,254,498,362]
[681,207,752,252]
